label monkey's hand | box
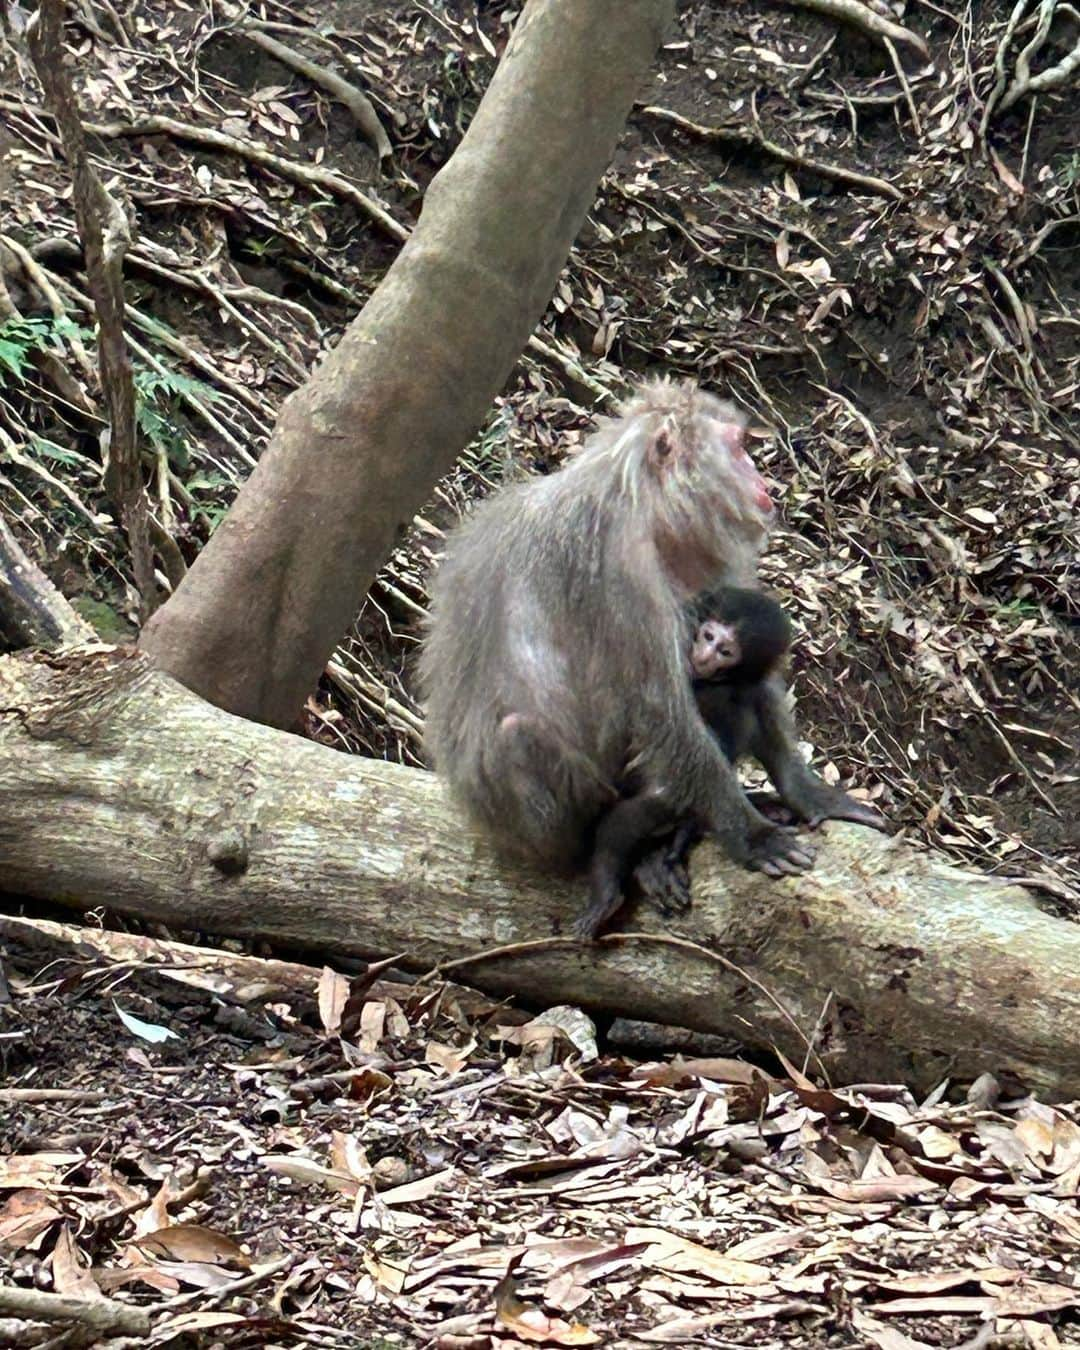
[779,780,887,832]
[744,822,815,877]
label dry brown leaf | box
[875,1267,1020,1294]
[627,1227,772,1285]
[0,1190,63,1252]
[427,1039,474,1074]
[873,1295,995,1314]
[1019,1320,1063,1350]
[811,1174,934,1203]
[0,1152,81,1189]
[379,1166,456,1207]
[994,1283,1080,1317]
[137,1223,249,1267]
[634,1056,768,1088]
[918,1125,960,1159]
[261,1154,359,1194]
[317,965,350,1035]
[853,1310,935,1350]
[96,1264,181,1294]
[50,1223,103,1300]
[495,1264,601,1345]
[359,999,387,1053]
[330,1131,373,1187]
[725,1228,810,1262]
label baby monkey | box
[642,585,883,910]
[690,586,793,764]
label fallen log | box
[1,646,1078,1099]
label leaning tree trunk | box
[139,0,673,730]
[3,646,1079,1101]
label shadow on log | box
[1,646,1078,1100]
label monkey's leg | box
[575,793,677,941]
[751,678,887,830]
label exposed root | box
[777,0,930,58]
[223,12,393,161]
[87,113,407,242]
[640,104,905,200]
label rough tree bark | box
[3,647,1079,1101]
[0,518,94,651]
[139,0,674,729]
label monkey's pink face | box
[690,618,741,678]
[710,418,774,519]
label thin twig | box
[883,36,924,137]
[1016,213,1080,263]
[425,930,829,1082]
[87,113,407,242]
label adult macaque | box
[420,380,814,941]
[690,585,885,829]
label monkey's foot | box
[632,847,691,917]
[573,881,626,941]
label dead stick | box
[0,516,95,650]
[0,1088,107,1103]
[640,104,905,201]
[27,0,158,620]
[0,1285,150,1338]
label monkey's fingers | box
[747,836,815,876]
[812,801,888,831]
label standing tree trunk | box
[139,0,673,729]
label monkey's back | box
[420,470,684,865]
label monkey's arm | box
[657,685,816,877]
[750,677,886,830]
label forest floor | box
[0,0,1078,1345]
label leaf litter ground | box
[0,0,1079,1343]
[2,920,1080,1347]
